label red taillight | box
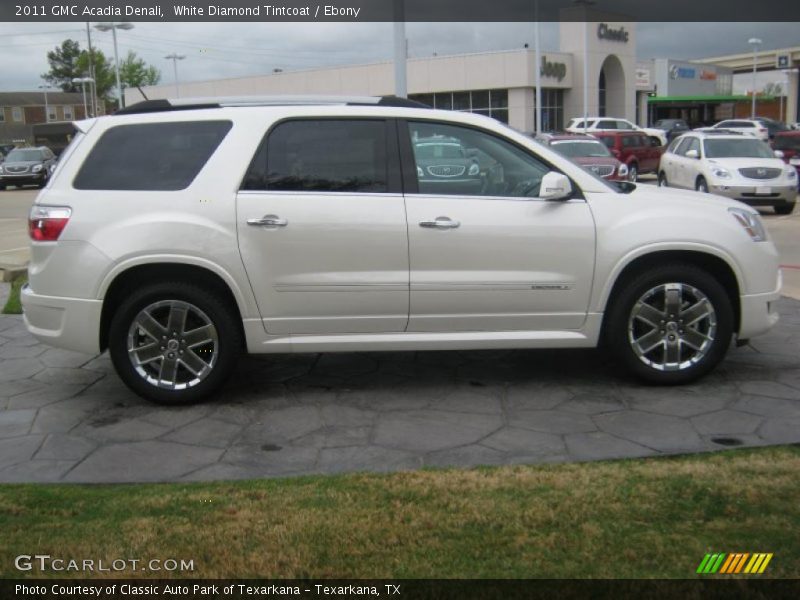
[28,206,71,242]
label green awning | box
[647,95,774,103]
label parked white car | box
[565,117,668,146]
[22,96,781,404]
[696,119,770,141]
[658,131,797,214]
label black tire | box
[774,203,795,215]
[657,171,668,187]
[605,264,734,385]
[108,281,242,405]
[695,176,708,193]
[628,163,638,182]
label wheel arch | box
[599,249,742,340]
[98,261,249,352]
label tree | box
[762,82,784,98]
[42,39,83,92]
[119,51,161,89]
[75,48,115,102]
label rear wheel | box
[108,281,242,404]
[606,264,733,385]
[774,202,795,215]
[696,176,708,193]
[657,172,668,187]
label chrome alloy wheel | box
[627,283,717,372]
[126,300,219,390]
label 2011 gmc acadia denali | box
[21,96,782,404]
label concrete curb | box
[0,265,27,283]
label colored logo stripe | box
[698,553,773,574]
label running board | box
[243,319,601,354]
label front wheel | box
[108,281,242,404]
[695,176,708,193]
[628,163,638,182]
[657,172,668,187]
[605,264,734,385]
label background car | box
[412,135,483,195]
[697,119,769,141]
[592,131,663,181]
[773,131,800,187]
[536,132,628,181]
[0,146,57,190]
[753,116,791,140]
[653,119,691,142]
[564,117,667,146]
[658,131,797,214]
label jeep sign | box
[540,56,567,82]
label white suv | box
[565,117,668,146]
[23,96,781,404]
[697,120,770,141]
[658,131,797,214]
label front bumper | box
[739,270,782,340]
[710,183,797,207]
[0,172,47,186]
[21,284,102,355]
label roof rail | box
[114,95,429,115]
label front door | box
[237,118,409,335]
[402,120,596,332]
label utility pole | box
[393,0,407,98]
[165,53,186,98]
[85,22,97,116]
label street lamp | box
[748,37,762,118]
[37,84,53,122]
[164,53,186,98]
[72,77,95,119]
[95,22,134,110]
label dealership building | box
[131,8,799,133]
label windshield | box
[704,139,775,159]
[6,149,44,161]
[551,140,612,158]
[414,143,465,159]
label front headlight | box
[617,163,628,177]
[729,208,768,242]
[711,166,731,179]
[468,163,480,176]
[786,167,797,180]
[32,164,43,173]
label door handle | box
[247,214,288,227]
[419,217,460,229]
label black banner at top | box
[2,0,800,22]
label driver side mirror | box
[539,172,572,201]
[685,149,700,159]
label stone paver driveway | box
[1,295,799,483]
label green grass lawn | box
[1,275,25,315]
[2,445,798,579]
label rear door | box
[236,118,409,335]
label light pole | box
[72,77,94,118]
[95,22,134,110]
[164,53,186,98]
[748,37,762,118]
[37,84,53,122]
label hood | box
[706,157,786,170]
[1,159,44,168]
[571,156,620,167]
[626,183,750,212]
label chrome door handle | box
[247,215,288,227]
[419,217,460,229]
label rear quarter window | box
[73,120,232,191]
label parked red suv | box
[592,131,664,182]
[535,133,628,182]
[773,131,800,186]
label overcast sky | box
[0,21,797,92]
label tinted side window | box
[242,119,388,193]
[598,120,617,129]
[598,136,614,148]
[73,121,232,191]
[407,121,550,198]
[666,137,683,154]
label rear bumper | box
[21,284,102,355]
[739,271,782,339]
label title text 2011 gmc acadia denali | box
[22,96,782,404]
